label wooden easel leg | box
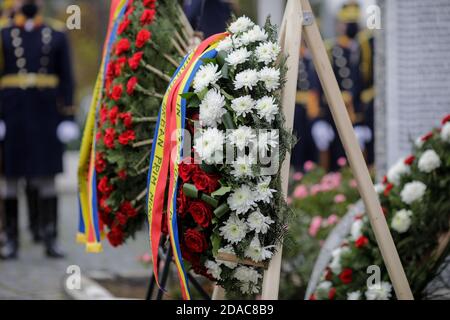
[212,285,225,300]
[300,0,413,300]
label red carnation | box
[127,76,138,95]
[184,229,208,253]
[107,226,124,247]
[99,196,112,214]
[355,235,369,248]
[111,84,123,101]
[125,4,135,17]
[136,29,151,48]
[328,287,336,300]
[95,131,102,142]
[404,155,415,166]
[177,187,189,217]
[100,106,108,125]
[382,175,388,184]
[119,112,133,128]
[442,114,450,124]
[421,131,433,142]
[98,176,113,195]
[118,169,127,180]
[179,157,197,182]
[118,130,136,145]
[118,18,131,35]
[103,128,116,149]
[192,169,220,193]
[140,9,156,25]
[128,51,144,70]
[109,105,119,125]
[116,212,128,226]
[95,152,106,173]
[188,200,213,228]
[339,268,353,284]
[384,183,393,196]
[309,294,316,300]
[115,38,131,56]
[143,0,156,8]
[106,61,115,79]
[120,201,137,217]
[114,57,127,76]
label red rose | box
[140,9,156,25]
[339,268,353,284]
[109,105,119,125]
[328,287,336,300]
[118,169,127,180]
[107,226,124,247]
[188,200,213,228]
[116,212,128,226]
[421,131,433,141]
[181,243,200,265]
[128,51,144,70]
[127,76,138,95]
[120,201,137,217]
[111,84,123,101]
[355,235,369,248]
[118,130,136,145]
[98,176,113,195]
[404,155,415,165]
[179,157,197,182]
[442,114,450,124]
[184,229,208,253]
[136,29,151,48]
[119,112,133,128]
[95,152,106,173]
[177,187,189,217]
[99,210,112,226]
[384,183,393,196]
[118,18,131,35]
[103,128,116,149]
[192,169,220,193]
[115,38,131,56]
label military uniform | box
[0,12,75,259]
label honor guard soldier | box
[0,0,79,259]
[311,1,372,171]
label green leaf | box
[221,63,229,79]
[211,233,221,256]
[201,58,217,65]
[214,203,230,218]
[180,92,196,99]
[197,87,209,100]
[211,186,231,197]
[217,51,227,65]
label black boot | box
[0,199,19,260]
[41,197,65,259]
[26,185,42,243]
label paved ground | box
[0,153,150,300]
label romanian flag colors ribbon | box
[77,0,129,253]
[146,32,227,300]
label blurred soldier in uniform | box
[0,0,78,259]
[311,1,372,171]
[291,43,320,171]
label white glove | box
[0,121,5,141]
[57,121,80,144]
[312,120,335,151]
[354,125,373,151]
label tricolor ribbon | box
[146,33,227,300]
[77,0,129,252]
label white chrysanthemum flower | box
[244,237,274,262]
[240,25,268,45]
[400,181,426,205]
[194,127,224,163]
[219,215,248,244]
[415,136,424,148]
[228,16,254,34]
[365,282,392,300]
[350,219,364,240]
[231,95,255,117]
[329,247,348,274]
[234,69,259,90]
[258,67,280,92]
[254,177,277,203]
[227,185,256,215]
[239,282,260,294]
[216,36,233,52]
[441,122,450,143]
[347,291,361,300]
[418,149,441,173]
[391,209,413,234]
[193,63,222,92]
[387,158,410,185]
[205,260,222,280]
[225,47,251,67]
[247,210,274,234]
[228,126,256,150]
[231,155,255,178]
[217,245,238,269]
[374,183,384,194]
[255,96,278,122]
[258,130,279,153]
[233,266,261,284]
[255,41,280,64]
[199,88,226,127]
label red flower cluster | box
[355,235,369,248]
[127,76,138,95]
[136,29,151,48]
[118,130,136,145]
[128,51,144,70]
[339,268,353,284]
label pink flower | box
[309,216,323,237]
[310,184,322,195]
[334,194,346,203]
[293,172,303,181]
[327,214,339,225]
[293,185,309,199]
[349,179,358,188]
[304,161,316,172]
[337,157,347,167]
[286,197,293,205]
